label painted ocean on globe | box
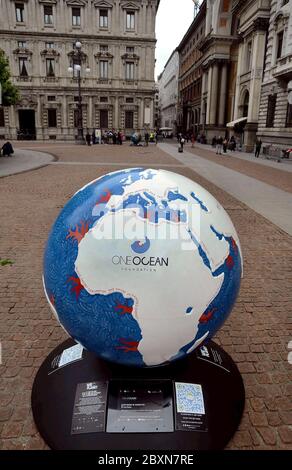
[43,168,242,367]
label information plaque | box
[106,380,174,433]
[71,381,108,435]
[174,382,207,432]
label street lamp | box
[68,40,90,143]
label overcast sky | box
[155,0,197,79]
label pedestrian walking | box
[91,130,96,145]
[144,131,149,147]
[223,138,228,153]
[191,134,195,148]
[216,136,223,155]
[117,131,123,145]
[230,135,236,151]
[255,139,262,158]
[85,131,91,146]
[179,136,185,152]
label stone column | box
[142,2,146,35]
[209,63,219,125]
[233,43,243,120]
[36,98,42,139]
[218,63,228,126]
[138,98,144,130]
[200,71,207,126]
[248,31,266,122]
[114,95,119,129]
[205,67,212,125]
[62,95,68,138]
[88,96,93,129]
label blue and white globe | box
[43,168,242,367]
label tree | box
[0,50,19,106]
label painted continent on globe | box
[43,168,242,367]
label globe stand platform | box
[32,339,245,450]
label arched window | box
[243,90,249,117]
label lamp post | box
[68,41,90,143]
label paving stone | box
[257,427,277,446]
[1,422,23,439]
[278,426,292,444]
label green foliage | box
[0,258,14,266]
[0,50,19,106]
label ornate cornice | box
[198,34,236,53]
[38,0,57,4]
[253,17,269,32]
[65,0,88,6]
[0,29,156,44]
[95,51,114,59]
[93,1,113,8]
[121,52,140,63]
[16,96,38,109]
[40,48,60,57]
[13,47,32,56]
[120,1,140,11]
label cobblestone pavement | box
[0,142,291,450]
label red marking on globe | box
[116,338,139,352]
[231,238,238,252]
[67,276,84,299]
[66,221,89,243]
[226,254,234,269]
[49,293,55,306]
[114,303,133,315]
[96,189,111,205]
[199,307,217,324]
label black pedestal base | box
[32,339,245,450]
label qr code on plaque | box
[175,383,205,415]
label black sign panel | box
[71,381,108,435]
[106,380,174,433]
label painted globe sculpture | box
[43,168,242,367]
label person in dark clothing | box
[117,131,123,145]
[255,139,262,158]
[1,141,14,157]
[180,136,185,151]
[230,135,236,151]
[85,132,91,146]
[91,131,96,145]
[112,131,117,145]
[144,132,149,147]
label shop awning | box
[226,117,247,128]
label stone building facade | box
[231,0,271,151]
[0,0,159,140]
[198,0,271,151]
[157,49,179,134]
[199,0,235,141]
[257,0,292,152]
[177,0,206,135]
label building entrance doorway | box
[18,110,36,140]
